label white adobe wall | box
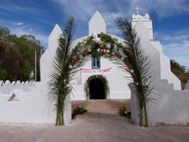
[132,14,189,125]
[0,81,56,124]
[150,83,189,125]
[70,11,131,100]
[132,14,181,90]
[153,41,181,90]
[38,24,65,124]
[0,24,64,125]
[130,79,189,125]
[70,57,131,100]
[40,24,63,84]
[89,11,106,35]
[132,13,153,40]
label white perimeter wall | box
[0,82,56,124]
[132,15,189,125]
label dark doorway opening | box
[88,76,106,99]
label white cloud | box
[51,0,189,36]
[160,29,189,68]
[52,0,189,20]
[51,0,134,36]
[33,34,48,48]
[7,23,48,48]
[124,0,189,19]
[51,0,135,21]
[0,1,47,17]
[51,0,189,68]
[151,0,189,18]
[13,22,24,26]
[103,12,122,35]
[51,0,97,21]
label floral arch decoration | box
[51,19,152,127]
[68,31,152,127]
[69,33,135,82]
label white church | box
[0,11,189,126]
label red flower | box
[72,58,77,65]
[125,61,131,69]
[132,75,137,81]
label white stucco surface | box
[89,11,106,35]
[70,57,131,100]
[0,82,56,124]
[131,15,189,125]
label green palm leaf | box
[116,17,153,127]
[50,17,74,125]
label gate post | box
[64,94,72,125]
[129,83,140,125]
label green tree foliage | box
[170,60,189,89]
[0,27,43,81]
[0,68,6,80]
[0,27,10,38]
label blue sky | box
[0,0,189,68]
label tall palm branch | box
[50,18,74,125]
[117,18,153,127]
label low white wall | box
[131,16,189,126]
[0,82,56,124]
[129,79,189,126]
[133,16,181,90]
[148,81,189,125]
[152,41,181,90]
[0,80,36,94]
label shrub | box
[72,106,87,119]
[119,106,131,118]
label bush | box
[119,106,131,118]
[72,106,87,119]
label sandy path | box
[0,112,189,142]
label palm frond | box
[50,17,74,125]
[116,17,153,127]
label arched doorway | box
[85,75,109,99]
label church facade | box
[41,11,133,101]
[0,11,189,125]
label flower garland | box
[69,33,137,84]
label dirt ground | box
[0,112,189,142]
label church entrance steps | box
[72,99,130,114]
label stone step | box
[72,99,130,114]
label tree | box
[0,68,6,80]
[0,27,43,81]
[170,60,185,74]
[0,27,10,38]
[170,60,189,89]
